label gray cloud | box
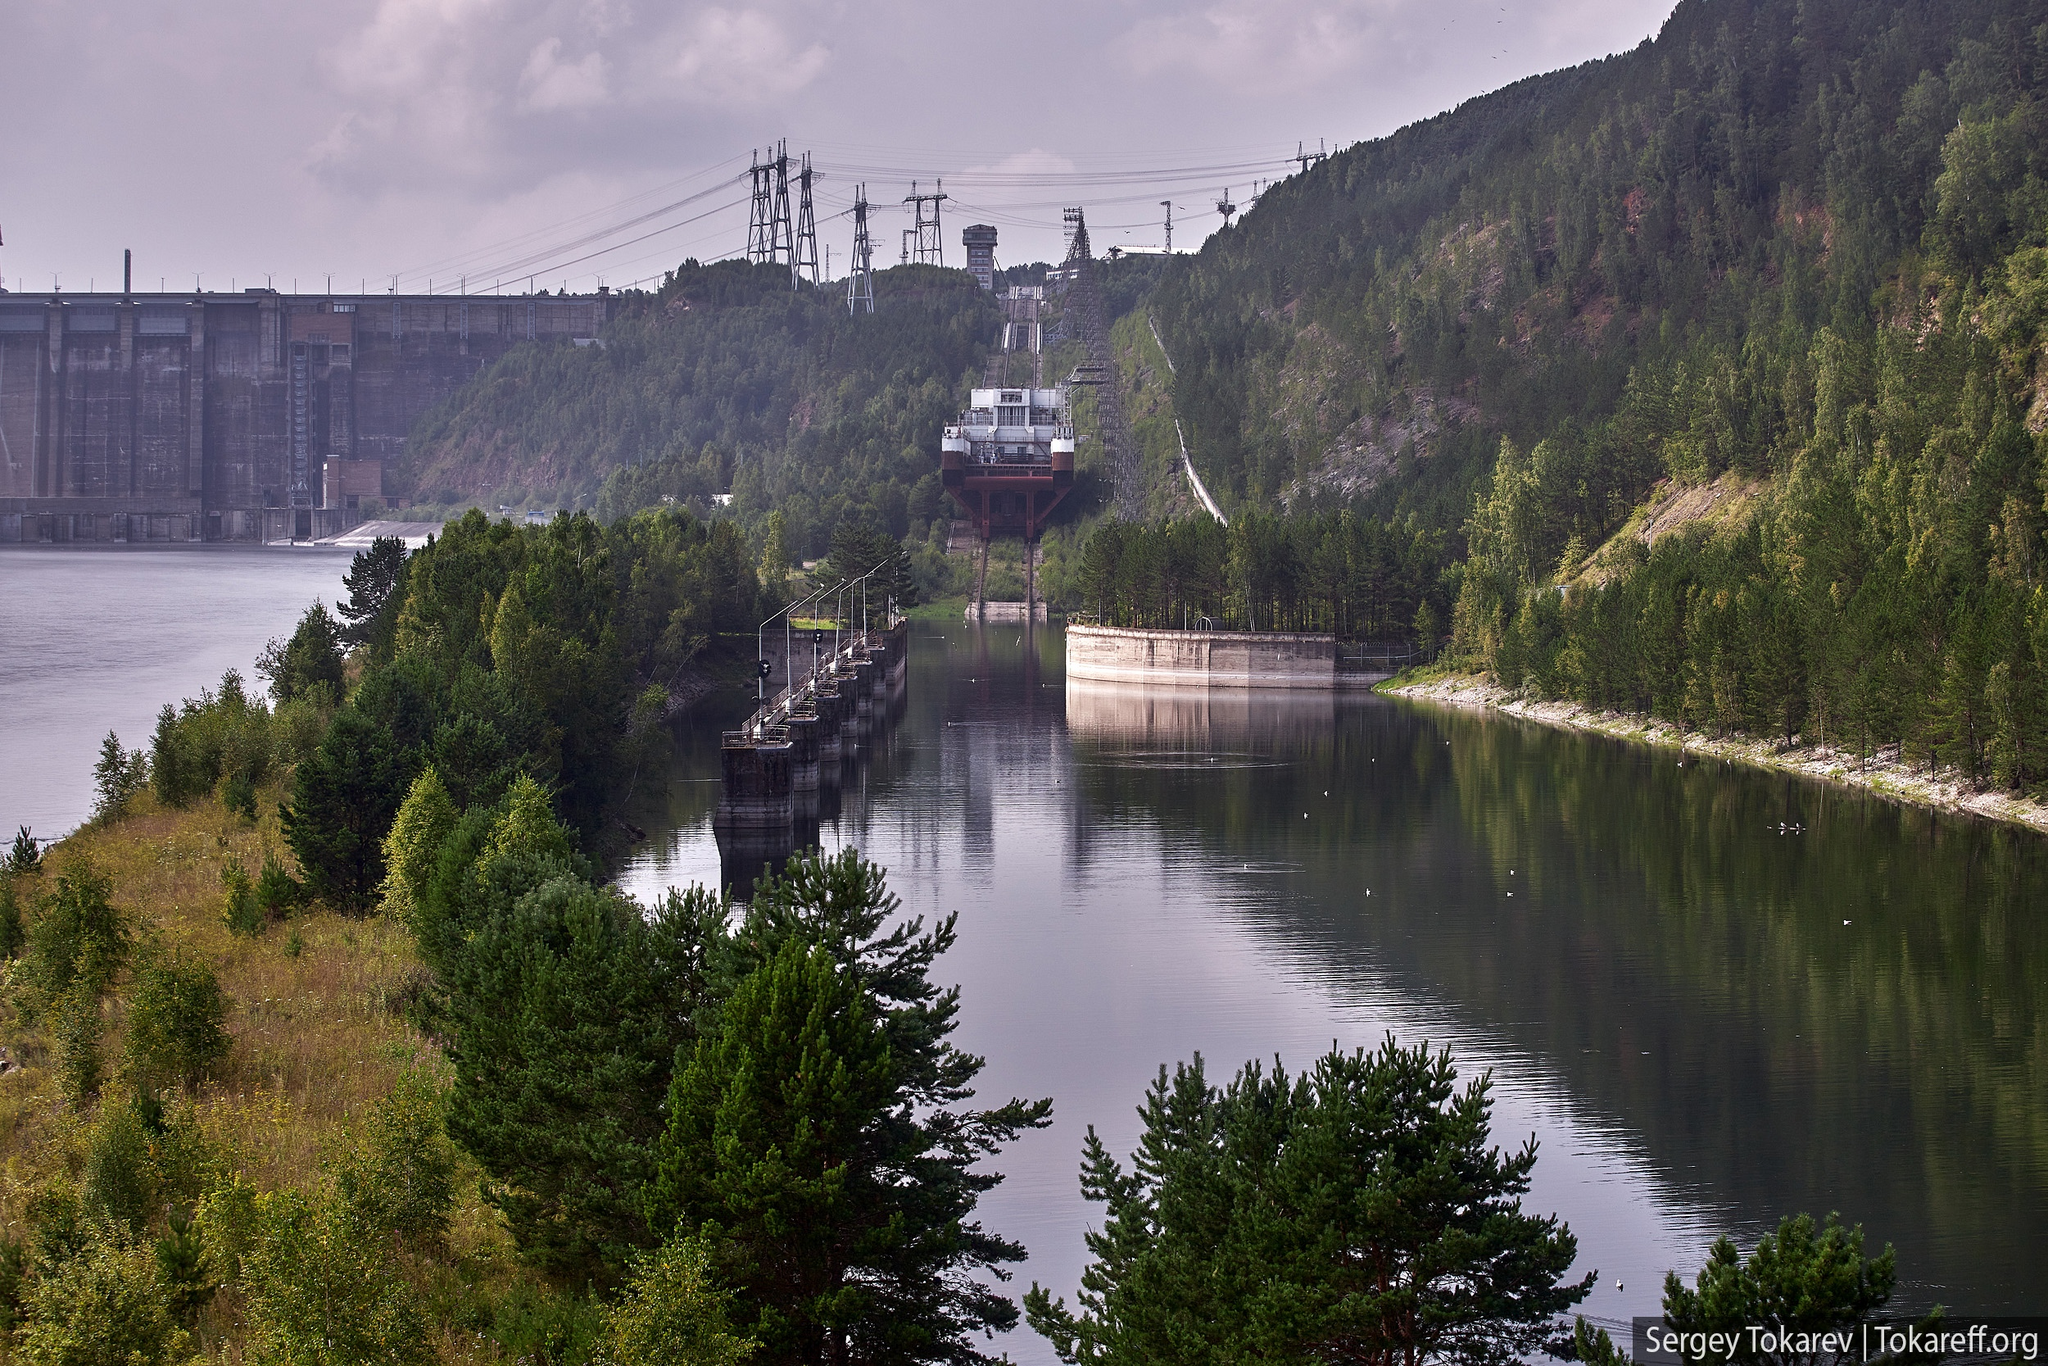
[0,0,1675,294]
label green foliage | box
[1074,510,1448,638]
[256,854,303,919]
[80,1102,156,1231]
[825,515,917,610]
[15,858,128,1018]
[406,259,996,559]
[593,1239,756,1366]
[8,825,43,875]
[379,766,458,919]
[154,1207,215,1325]
[1661,1214,1902,1365]
[235,1184,435,1366]
[150,669,278,809]
[282,708,405,914]
[335,1071,457,1249]
[257,602,347,707]
[89,731,147,825]
[13,1225,190,1366]
[338,536,412,657]
[123,949,231,1090]
[0,880,24,960]
[1024,1035,1590,1365]
[648,848,1052,1365]
[221,861,265,937]
[651,940,893,1359]
[52,989,104,1106]
[441,868,720,1281]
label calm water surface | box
[622,619,2048,1356]
[0,546,353,838]
[6,560,2040,1350]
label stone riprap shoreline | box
[1386,672,2048,835]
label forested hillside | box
[397,261,998,560]
[1143,0,2048,793]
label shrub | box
[237,1185,434,1366]
[53,989,105,1105]
[221,862,264,937]
[149,671,275,809]
[593,1240,755,1366]
[13,1227,190,1366]
[81,1101,156,1230]
[256,854,304,919]
[155,1207,215,1324]
[0,881,23,960]
[337,1071,457,1248]
[15,857,128,1015]
[124,950,230,1090]
[223,770,259,823]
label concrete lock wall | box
[0,290,612,540]
[1065,624,1348,690]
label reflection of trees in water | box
[1063,683,2048,1310]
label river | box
[5,557,2041,1349]
[622,617,2048,1351]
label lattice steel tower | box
[770,141,795,266]
[847,183,875,315]
[904,180,948,265]
[747,149,776,264]
[793,152,820,288]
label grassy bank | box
[1381,671,2048,836]
[0,789,588,1361]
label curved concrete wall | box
[1065,624,1342,689]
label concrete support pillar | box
[713,736,793,833]
[184,299,207,500]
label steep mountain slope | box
[1152,0,2048,792]
[1157,0,2048,530]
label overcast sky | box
[1,0,1676,297]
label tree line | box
[1066,510,1452,642]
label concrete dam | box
[0,288,613,544]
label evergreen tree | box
[337,535,411,653]
[281,708,405,914]
[648,849,1052,1365]
[1025,1036,1591,1365]
[256,601,347,705]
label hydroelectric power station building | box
[0,288,613,543]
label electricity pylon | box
[793,152,820,288]
[905,180,948,265]
[848,183,874,314]
[747,148,775,264]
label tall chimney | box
[123,249,131,295]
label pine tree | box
[1025,1037,1591,1365]
[337,536,410,653]
[281,709,405,914]
[649,848,1052,1365]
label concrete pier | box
[1064,624,1392,690]
[713,619,911,887]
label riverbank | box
[1384,670,2048,835]
[0,790,574,1357]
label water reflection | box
[620,622,2045,1355]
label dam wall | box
[1065,623,1384,690]
[0,289,612,542]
